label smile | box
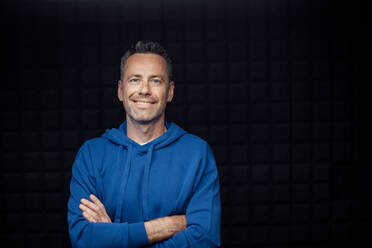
[133,100,155,105]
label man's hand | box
[79,194,112,223]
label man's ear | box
[167,81,175,102]
[117,80,123,102]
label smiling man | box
[119,52,174,144]
[67,41,221,247]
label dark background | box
[1,0,370,247]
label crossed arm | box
[69,142,221,247]
[79,194,186,244]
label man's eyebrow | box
[149,75,165,79]
[126,74,166,80]
[127,74,142,78]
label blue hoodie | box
[67,121,221,247]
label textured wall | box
[1,0,370,247]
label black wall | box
[1,0,370,247]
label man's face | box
[118,53,174,124]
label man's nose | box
[138,80,151,95]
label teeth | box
[136,101,152,105]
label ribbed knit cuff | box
[128,222,149,247]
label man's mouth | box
[132,99,155,105]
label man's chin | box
[128,115,162,125]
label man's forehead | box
[126,53,166,66]
[123,53,168,76]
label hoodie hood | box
[102,121,187,151]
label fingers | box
[79,204,97,223]
[80,197,99,212]
[79,195,112,223]
[79,201,94,214]
[79,202,98,222]
[79,196,100,223]
[89,194,104,208]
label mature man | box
[67,41,221,247]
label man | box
[67,41,221,247]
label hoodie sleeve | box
[67,142,149,248]
[150,144,221,248]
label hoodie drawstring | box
[142,144,154,221]
[114,143,133,222]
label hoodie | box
[67,121,221,247]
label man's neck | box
[126,117,167,145]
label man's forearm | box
[144,215,186,244]
[80,195,186,244]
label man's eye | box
[152,79,161,84]
[129,78,139,83]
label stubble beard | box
[124,101,165,126]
